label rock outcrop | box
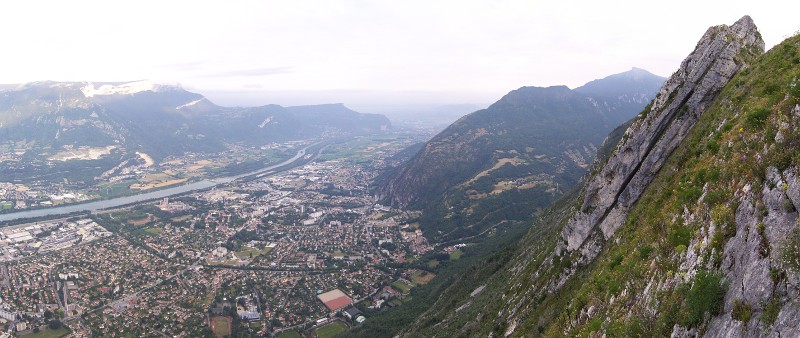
[700,166,800,337]
[561,15,764,255]
[396,15,800,338]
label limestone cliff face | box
[699,165,800,337]
[561,16,764,255]
[396,16,800,338]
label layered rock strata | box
[561,15,764,255]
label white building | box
[0,308,17,321]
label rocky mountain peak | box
[730,14,759,39]
[560,16,764,256]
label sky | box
[1,1,798,110]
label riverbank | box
[0,140,334,224]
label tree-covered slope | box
[376,69,663,243]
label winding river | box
[0,144,314,223]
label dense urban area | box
[0,133,465,337]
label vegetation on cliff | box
[401,21,800,338]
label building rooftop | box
[317,289,352,311]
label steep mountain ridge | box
[562,15,764,259]
[397,15,800,337]
[377,69,663,210]
[375,69,663,243]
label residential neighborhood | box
[0,136,445,337]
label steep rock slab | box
[703,167,800,337]
[561,15,764,253]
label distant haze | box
[1,1,797,110]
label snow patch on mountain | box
[176,98,205,110]
[81,80,160,97]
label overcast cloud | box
[1,0,797,108]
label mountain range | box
[0,81,389,159]
[381,15,800,337]
[4,13,798,338]
[375,67,664,243]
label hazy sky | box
[1,1,798,108]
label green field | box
[277,330,303,338]
[130,226,163,237]
[410,270,436,285]
[449,249,463,260]
[314,321,348,338]
[21,327,70,338]
[392,281,412,294]
[143,227,163,235]
[211,316,232,338]
[234,245,272,258]
[97,180,136,198]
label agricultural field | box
[130,172,188,190]
[410,270,436,285]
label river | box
[0,144,314,223]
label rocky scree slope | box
[399,15,800,337]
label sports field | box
[314,321,348,338]
[211,316,232,337]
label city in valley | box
[0,134,457,337]
[4,5,800,338]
